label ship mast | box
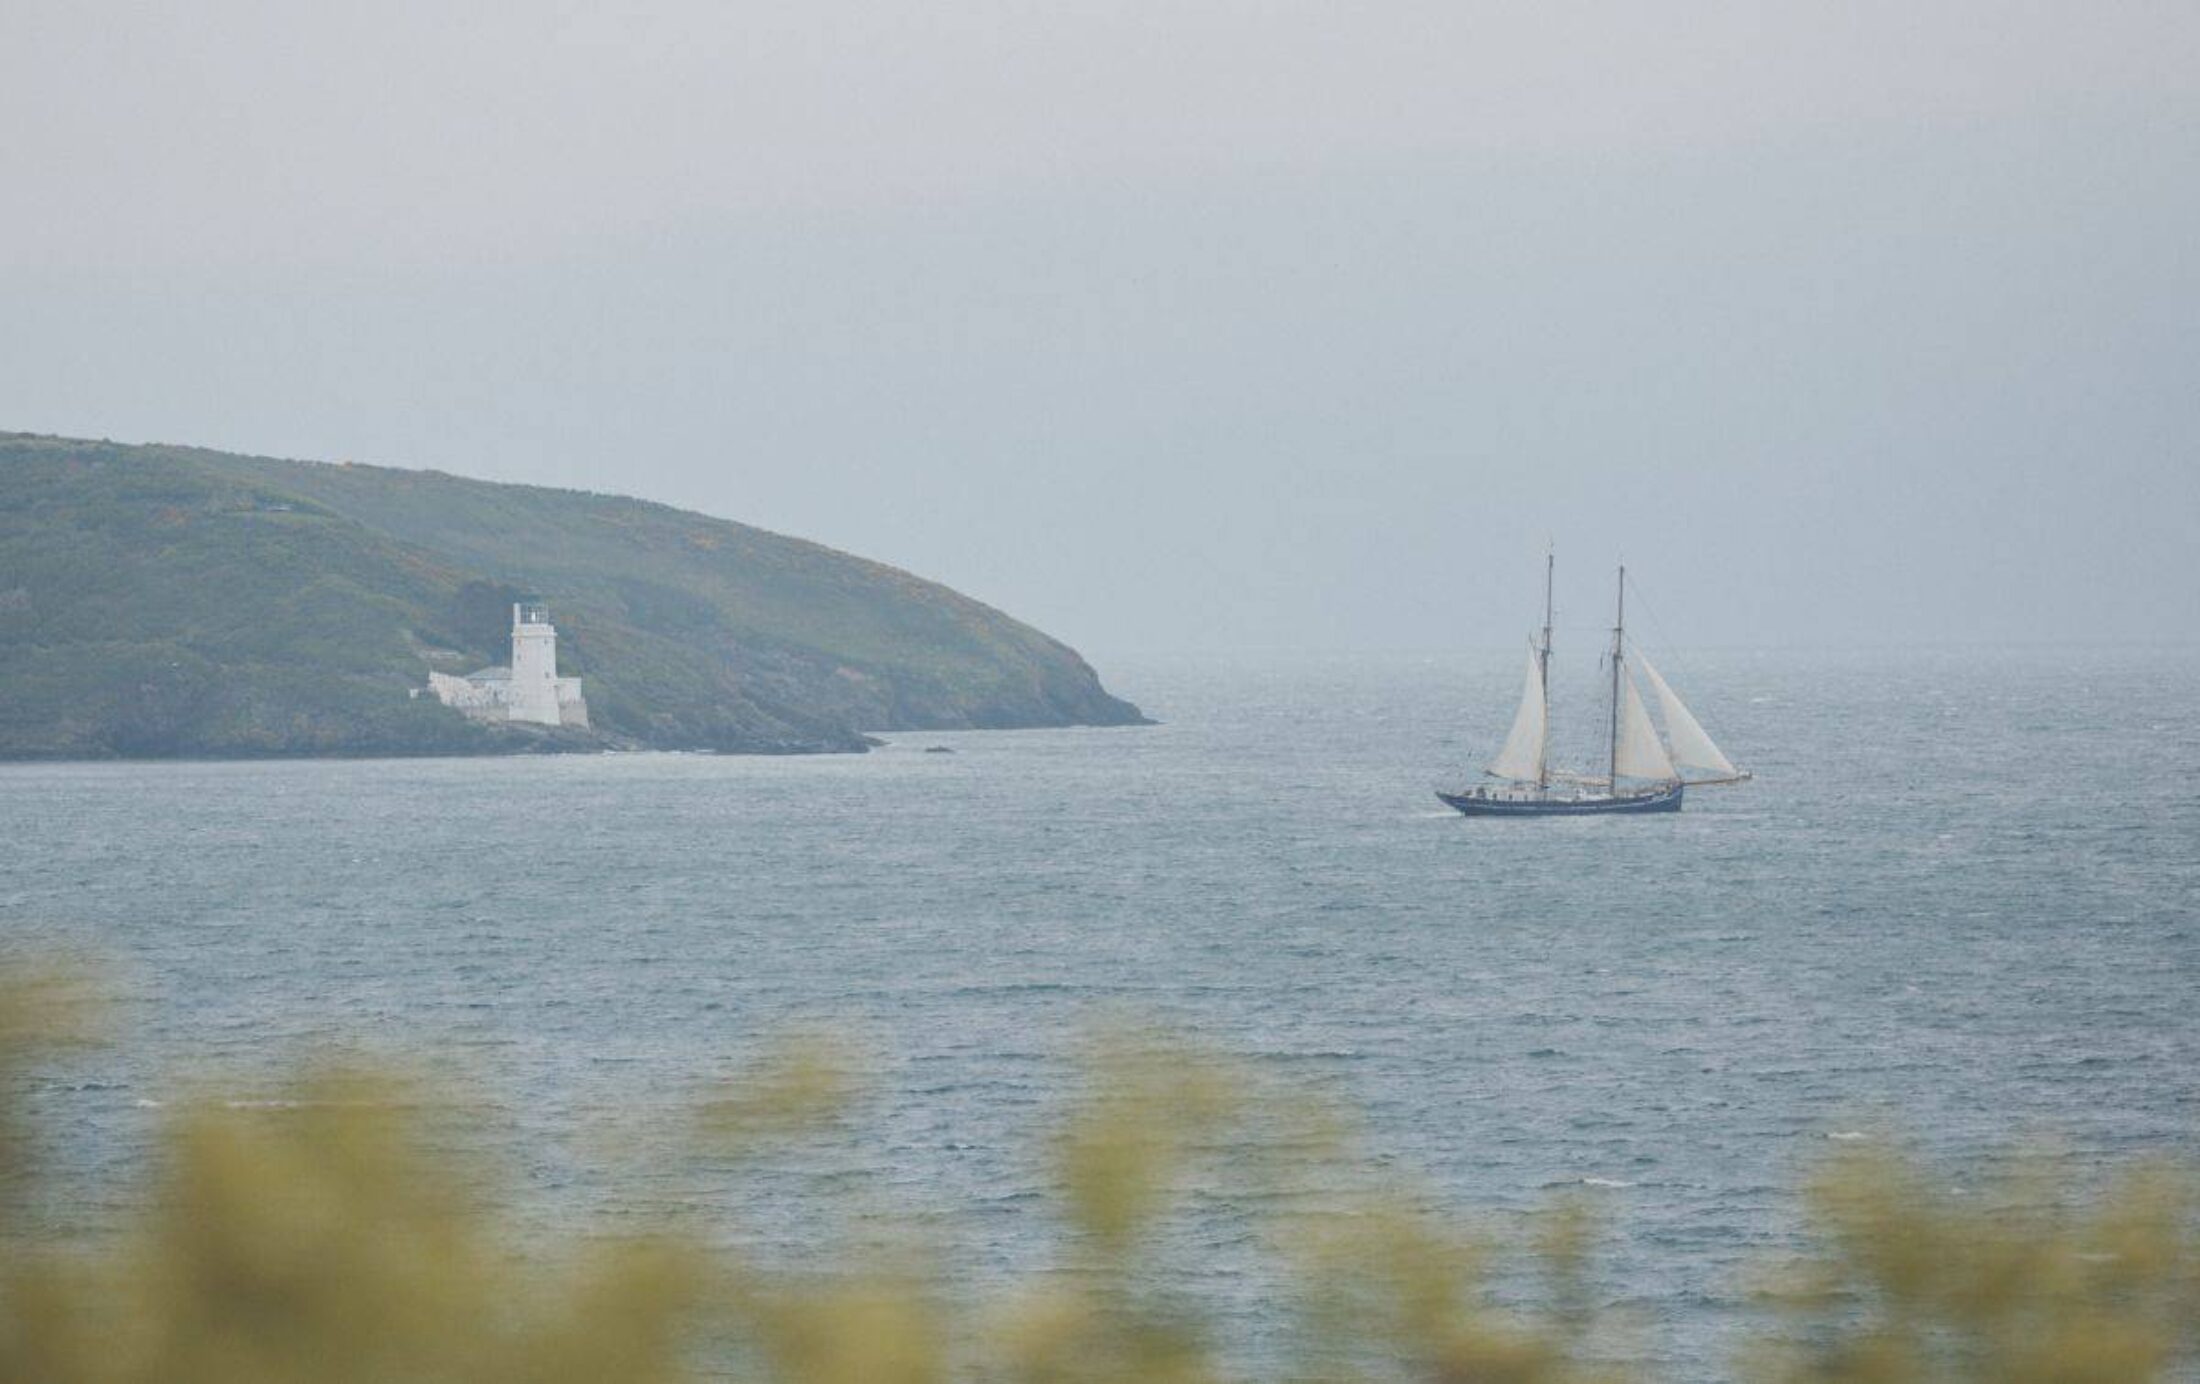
[1537,547,1554,789]
[1607,564,1624,794]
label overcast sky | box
[5,2,2195,657]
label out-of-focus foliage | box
[1,1061,705,1383]
[1,973,2195,1382]
[0,966,98,1223]
[1746,1145,2200,1384]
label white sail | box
[1635,652,1740,780]
[1612,664,1677,782]
[1485,640,1546,782]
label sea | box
[3,645,2197,1378]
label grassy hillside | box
[0,433,1144,758]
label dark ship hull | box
[1436,781,1684,817]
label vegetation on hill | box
[0,433,1144,757]
[1,972,2193,1383]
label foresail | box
[1485,641,1546,782]
[1635,652,1740,780]
[1613,665,1677,782]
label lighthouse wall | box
[426,670,507,719]
[555,677,589,728]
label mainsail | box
[1485,640,1546,782]
[1612,665,1677,782]
[1635,652,1740,781]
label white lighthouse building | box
[426,601,589,728]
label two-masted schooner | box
[1437,558,1748,817]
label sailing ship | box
[1437,558,1748,817]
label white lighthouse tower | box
[423,599,590,728]
[507,600,563,725]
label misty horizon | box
[6,2,2195,658]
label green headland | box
[0,432,1146,758]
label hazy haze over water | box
[5,647,2198,1377]
[5,2,2197,655]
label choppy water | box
[4,646,2198,1377]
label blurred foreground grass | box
[2,971,2195,1383]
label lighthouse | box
[423,600,590,728]
[507,601,563,725]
